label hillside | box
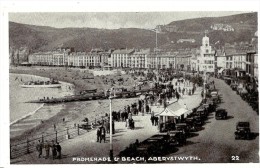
[9,12,257,63]
[9,22,168,51]
[164,12,257,47]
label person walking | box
[151,116,155,126]
[56,142,62,159]
[36,140,43,158]
[97,127,101,142]
[44,140,50,159]
[176,92,180,101]
[100,126,106,143]
[105,120,110,134]
[51,140,57,160]
[154,117,159,126]
[112,120,115,134]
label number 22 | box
[231,156,239,160]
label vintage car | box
[136,134,170,157]
[168,131,187,146]
[175,123,191,136]
[230,83,238,91]
[195,106,208,120]
[185,118,200,132]
[235,122,251,140]
[215,108,228,120]
[210,91,221,104]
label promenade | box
[11,79,203,164]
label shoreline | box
[9,66,139,144]
[10,103,45,126]
[9,73,75,123]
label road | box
[167,77,259,163]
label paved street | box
[167,77,259,163]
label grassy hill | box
[9,12,257,63]
[165,12,257,47]
[9,22,168,52]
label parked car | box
[195,106,208,120]
[136,134,170,157]
[175,123,191,137]
[185,117,201,132]
[235,122,251,140]
[215,109,228,120]
[168,131,187,146]
[230,83,238,91]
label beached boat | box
[20,79,62,88]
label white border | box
[0,0,259,168]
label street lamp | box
[109,88,115,161]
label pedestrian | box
[100,126,106,143]
[97,127,101,142]
[112,120,115,134]
[151,116,155,126]
[154,117,159,126]
[105,120,110,133]
[56,142,62,159]
[51,140,57,160]
[121,112,125,122]
[176,92,180,101]
[53,124,56,131]
[36,140,43,158]
[44,140,50,159]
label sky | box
[9,12,250,29]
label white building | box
[110,49,135,68]
[197,35,215,73]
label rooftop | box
[112,49,135,54]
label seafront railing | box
[10,123,95,159]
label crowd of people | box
[36,140,62,160]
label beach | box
[10,66,142,144]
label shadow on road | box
[226,115,234,120]
[250,132,259,140]
[113,134,123,138]
[116,129,126,133]
[187,133,199,138]
[184,140,200,146]
[133,127,144,130]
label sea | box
[9,73,74,138]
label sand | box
[10,66,143,144]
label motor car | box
[184,118,201,132]
[195,106,208,120]
[136,134,170,157]
[175,123,191,136]
[235,122,251,140]
[168,131,187,146]
[230,83,238,91]
[215,108,228,120]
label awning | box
[157,101,190,117]
[218,68,224,73]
